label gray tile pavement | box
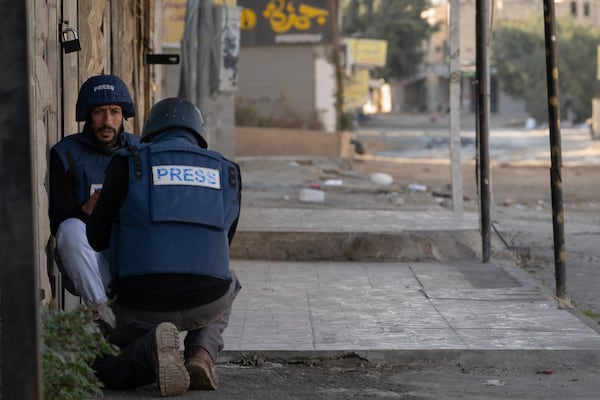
[223,259,600,353]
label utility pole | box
[0,2,42,399]
[449,0,463,213]
[542,0,567,299]
[329,0,345,131]
[197,0,213,134]
[476,0,491,262]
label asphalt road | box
[355,113,600,165]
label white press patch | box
[152,165,221,189]
[93,84,115,92]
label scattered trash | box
[324,179,343,186]
[525,117,537,130]
[369,172,394,186]
[299,188,325,203]
[294,159,314,166]
[432,191,451,199]
[483,379,505,386]
[407,183,427,192]
[350,139,365,155]
[537,368,556,375]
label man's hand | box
[82,189,102,215]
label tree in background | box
[493,17,600,124]
[342,0,438,81]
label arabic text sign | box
[239,0,336,45]
[345,38,388,67]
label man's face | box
[90,104,123,146]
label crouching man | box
[86,97,242,397]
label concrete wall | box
[238,46,313,117]
[33,0,156,307]
[237,45,336,132]
[235,127,352,158]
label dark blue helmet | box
[75,75,135,121]
[141,97,207,147]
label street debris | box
[369,172,394,185]
[537,368,557,375]
[408,183,427,192]
[299,188,325,203]
[483,379,505,386]
[324,179,343,186]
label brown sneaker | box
[185,346,219,390]
[155,322,190,397]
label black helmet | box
[141,97,207,147]
[75,75,135,121]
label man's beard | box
[95,125,119,148]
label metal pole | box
[476,0,491,261]
[449,0,463,213]
[0,1,42,399]
[329,0,344,131]
[542,0,567,299]
[197,0,213,142]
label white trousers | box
[55,218,111,304]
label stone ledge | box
[235,126,353,158]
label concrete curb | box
[231,230,483,261]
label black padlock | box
[61,28,81,54]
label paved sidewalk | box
[223,207,600,357]
[225,259,600,356]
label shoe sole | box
[155,322,190,397]
[185,357,218,390]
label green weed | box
[42,306,118,400]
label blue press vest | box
[113,130,241,280]
[53,131,139,205]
